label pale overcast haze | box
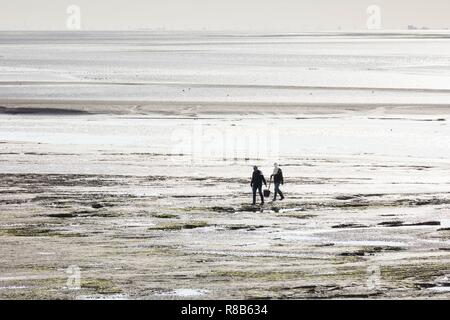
[0,0,449,31]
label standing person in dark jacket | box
[250,166,267,205]
[270,163,284,201]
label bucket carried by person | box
[263,179,271,198]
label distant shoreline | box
[1,103,450,116]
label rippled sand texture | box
[1,31,450,299]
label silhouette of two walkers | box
[250,163,285,205]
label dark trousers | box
[252,185,264,205]
[273,182,284,200]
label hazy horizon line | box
[1,28,450,33]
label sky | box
[0,0,449,31]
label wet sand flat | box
[1,109,450,299]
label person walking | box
[270,163,284,201]
[250,166,267,205]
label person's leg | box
[252,186,257,205]
[258,186,264,204]
[278,184,284,200]
[273,182,279,201]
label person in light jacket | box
[270,163,284,201]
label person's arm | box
[280,169,284,184]
[250,173,254,187]
[262,175,267,186]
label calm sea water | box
[1,31,450,105]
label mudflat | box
[0,108,449,299]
